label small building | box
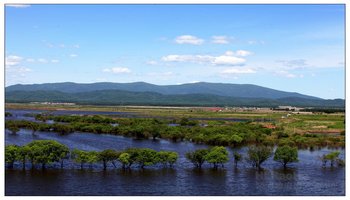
[204,107,223,112]
[276,106,302,111]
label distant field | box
[5,103,345,135]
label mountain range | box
[5,82,344,108]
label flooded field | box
[5,109,345,196]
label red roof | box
[263,124,277,129]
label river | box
[5,109,345,196]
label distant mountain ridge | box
[6,82,322,100]
[5,89,344,108]
[5,82,344,107]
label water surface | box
[5,109,345,196]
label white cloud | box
[6,55,23,67]
[161,55,213,63]
[276,59,308,69]
[51,59,59,63]
[221,68,256,74]
[26,58,35,62]
[6,4,30,8]
[69,54,78,58]
[16,67,31,73]
[224,51,234,56]
[236,50,252,57]
[175,35,204,45]
[161,50,250,66]
[275,70,297,78]
[146,60,158,65]
[5,55,32,84]
[213,56,245,66]
[103,67,131,74]
[43,41,80,49]
[211,36,230,44]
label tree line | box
[186,145,300,169]
[5,116,274,147]
[5,140,178,170]
[5,140,344,170]
[5,115,344,149]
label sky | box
[5,4,345,99]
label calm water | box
[5,110,345,196]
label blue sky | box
[5,4,345,99]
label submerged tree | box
[247,145,273,169]
[16,145,31,170]
[204,146,229,169]
[118,153,131,169]
[29,122,39,135]
[98,149,120,170]
[233,152,242,168]
[7,124,20,135]
[321,151,343,167]
[72,149,90,169]
[87,151,98,168]
[135,148,158,168]
[273,145,298,168]
[124,148,141,168]
[156,151,178,167]
[26,140,70,169]
[5,145,19,168]
[186,149,209,168]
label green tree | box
[72,149,90,169]
[26,140,69,169]
[54,143,70,168]
[124,148,141,168]
[186,149,209,168]
[29,122,39,135]
[7,124,20,135]
[98,149,120,170]
[321,151,341,167]
[87,151,98,168]
[204,146,229,169]
[157,151,178,167]
[179,117,190,126]
[247,145,273,169]
[17,145,31,170]
[135,148,157,168]
[233,152,242,168]
[273,145,298,168]
[51,123,73,135]
[276,131,289,139]
[5,145,19,168]
[118,152,131,169]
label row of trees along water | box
[5,140,178,170]
[5,113,345,148]
[5,140,344,170]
